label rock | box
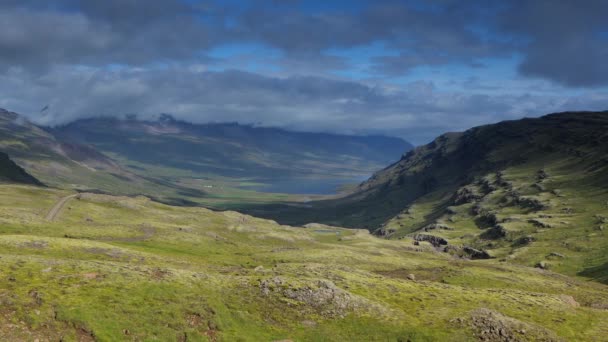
[548,252,565,258]
[528,219,552,228]
[481,225,507,240]
[517,196,549,211]
[535,261,549,269]
[374,227,396,237]
[422,223,453,232]
[260,278,386,318]
[254,266,265,273]
[513,235,535,246]
[468,308,559,342]
[412,234,448,247]
[537,169,549,181]
[462,246,491,259]
[407,274,416,281]
[453,186,482,205]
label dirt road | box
[45,194,78,221]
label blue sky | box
[0,0,607,144]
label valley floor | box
[1,184,608,341]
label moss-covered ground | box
[1,184,607,341]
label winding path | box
[45,194,78,221]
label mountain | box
[0,151,41,185]
[52,115,412,193]
[246,111,608,282]
[0,108,411,207]
[0,108,179,195]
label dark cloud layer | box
[0,0,606,144]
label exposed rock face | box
[463,246,491,259]
[513,236,535,246]
[481,225,507,240]
[422,223,453,232]
[465,308,561,342]
[528,219,552,228]
[517,197,549,211]
[374,226,396,237]
[412,234,448,247]
[453,186,482,205]
[259,277,387,318]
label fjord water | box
[243,175,370,194]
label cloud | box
[0,0,606,145]
[0,0,220,70]
[2,66,607,145]
[500,0,608,87]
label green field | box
[1,184,608,341]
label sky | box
[0,0,607,144]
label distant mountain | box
[0,108,206,198]
[52,115,412,190]
[246,111,608,281]
[0,151,41,185]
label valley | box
[0,109,607,341]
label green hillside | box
[1,184,607,341]
[244,111,608,282]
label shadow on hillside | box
[578,262,608,284]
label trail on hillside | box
[45,194,77,221]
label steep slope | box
[0,108,208,201]
[1,184,607,340]
[0,151,42,185]
[52,115,411,193]
[246,111,608,282]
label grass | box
[1,184,608,341]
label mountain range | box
[0,108,410,205]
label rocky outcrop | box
[462,246,491,259]
[453,186,482,205]
[422,223,453,232]
[480,225,507,240]
[528,219,552,228]
[259,277,387,318]
[412,234,448,247]
[463,308,561,342]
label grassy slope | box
[242,112,608,282]
[1,184,608,341]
